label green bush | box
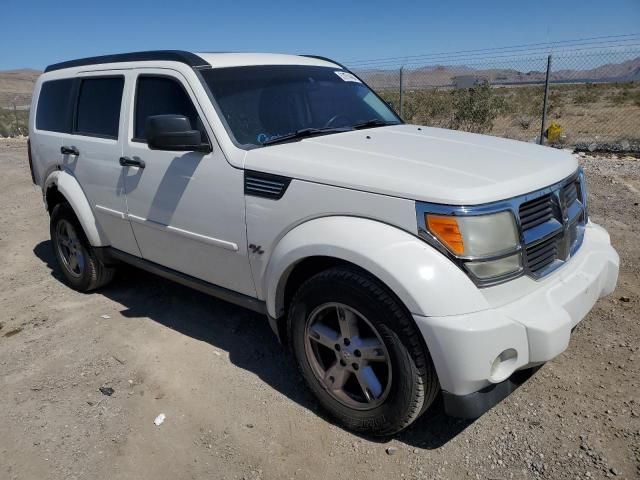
[449,83,503,133]
[573,84,601,105]
[0,109,29,137]
[609,86,640,107]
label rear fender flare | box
[44,170,108,246]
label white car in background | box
[28,51,619,435]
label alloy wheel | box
[304,302,392,410]
[55,219,85,278]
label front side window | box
[75,77,124,138]
[36,79,75,133]
[201,65,401,148]
[134,76,203,141]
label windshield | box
[200,65,401,148]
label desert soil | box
[0,138,638,480]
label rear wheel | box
[50,202,115,291]
[289,266,439,436]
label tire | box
[50,202,115,291]
[288,266,439,436]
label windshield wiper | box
[261,127,352,146]
[351,119,398,130]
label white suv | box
[28,50,619,435]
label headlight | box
[422,210,523,282]
[464,254,522,279]
[426,211,518,257]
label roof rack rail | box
[300,55,349,70]
[44,50,210,73]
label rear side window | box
[36,79,74,132]
[134,76,202,140]
[75,77,124,139]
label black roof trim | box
[45,50,210,73]
[301,55,348,70]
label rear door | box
[31,78,75,185]
[61,71,140,255]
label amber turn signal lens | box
[426,214,465,255]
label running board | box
[105,248,267,314]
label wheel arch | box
[265,216,489,321]
[44,170,108,246]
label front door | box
[121,69,255,296]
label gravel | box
[0,138,638,479]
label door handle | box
[119,156,146,169]
[61,145,79,156]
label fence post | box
[539,54,552,145]
[13,103,19,136]
[399,66,404,119]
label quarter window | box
[134,76,202,141]
[75,77,124,138]
[36,79,74,133]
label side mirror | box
[145,115,211,153]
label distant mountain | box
[0,56,638,109]
[552,57,640,83]
[355,56,640,89]
[0,69,41,108]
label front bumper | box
[413,222,619,417]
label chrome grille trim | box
[416,168,588,287]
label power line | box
[346,33,640,65]
[348,37,640,68]
[373,43,640,70]
[349,42,640,69]
[346,33,640,67]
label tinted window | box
[75,77,124,138]
[135,76,202,140]
[201,66,400,147]
[36,79,74,132]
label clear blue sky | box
[1,0,638,70]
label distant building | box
[453,75,488,88]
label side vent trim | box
[244,170,291,200]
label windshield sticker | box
[334,71,362,83]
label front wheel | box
[288,267,439,436]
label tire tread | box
[50,202,115,292]
[289,266,439,436]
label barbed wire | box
[345,33,640,67]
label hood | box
[244,124,578,205]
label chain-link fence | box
[1,45,639,148]
[0,105,29,137]
[353,46,640,151]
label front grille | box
[525,235,559,274]
[519,194,554,231]
[518,173,586,278]
[562,181,578,207]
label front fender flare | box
[264,216,489,319]
[44,170,108,246]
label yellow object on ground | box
[546,122,562,143]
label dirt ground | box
[0,138,638,480]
